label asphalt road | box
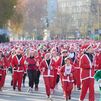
[0,74,100,101]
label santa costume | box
[26,49,38,92]
[60,57,74,101]
[51,48,61,89]
[11,48,26,91]
[79,44,95,101]
[40,53,54,100]
[0,50,8,91]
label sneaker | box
[13,86,16,91]
[30,88,34,93]
[47,96,50,101]
[77,87,81,90]
[66,97,69,101]
[35,85,39,91]
[27,87,31,92]
[18,89,21,92]
[51,89,54,95]
[11,80,13,86]
[47,96,52,101]
[69,95,71,100]
[35,86,38,91]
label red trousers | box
[53,70,58,88]
[73,69,81,88]
[13,71,24,91]
[0,70,6,89]
[43,77,54,96]
[80,78,95,101]
[62,81,73,99]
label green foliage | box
[0,0,17,27]
[95,35,101,40]
[36,34,43,40]
[0,34,9,43]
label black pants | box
[23,73,27,85]
[36,70,40,85]
[8,66,13,74]
[27,70,37,88]
[56,74,60,84]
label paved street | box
[0,74,100,101]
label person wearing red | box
[72,55,81,90]
[60,57,74,101]
[51,48,61,90]
[95,49,101,70]
[40,53,54,100]
[25,50,38,92]
[6,51,12,67]
[59,49,68,93]
[68,47,81,90]
[10,48,16,86]
[11,48,26,91]
[79,44,95,101]
[0,50,8,91]
[60,49,68,68]
[34,50,42,91]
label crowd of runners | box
[0,39,101,101]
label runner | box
[40,53,54,100]
[11,48,26,91]
[60,56,74,101]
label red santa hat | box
[81,43,92,52]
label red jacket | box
[79,54,95,80]
[73,57,80,70]
[12,55,26,72]
[26,57,38,71]
[51,56,61,71]
[60,65,74,82]
[6,54,12,67]
[95,53,101,70]
[40,59,54,77]
[0,56,8,76]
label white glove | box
[64,72,67,76]
[98,79,101,87]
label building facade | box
[57,0,100,37]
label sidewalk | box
[1,74,100,101]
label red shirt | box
[26,57,37,71]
